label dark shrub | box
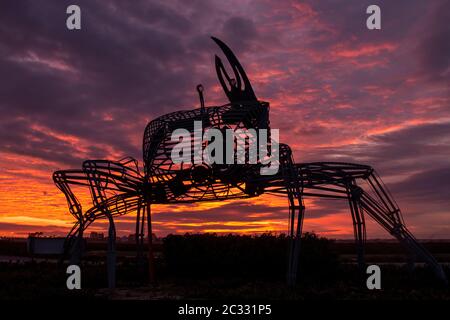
[163,232,339,281]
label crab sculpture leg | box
[262,157,448,285]
[54,157,145,288]
[277,144,305,286]
[53,170,86,264]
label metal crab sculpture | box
[54,37,447,288]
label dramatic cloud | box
[0,0,448,238]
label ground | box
[0,234,449,300]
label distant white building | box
[27,236,65,255]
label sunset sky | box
[0,0,449,238]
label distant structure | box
[126,233,157,243]
[89,232,104,240]
[53,37,447,288]
[28,232,44,238]
[27,236,65,255]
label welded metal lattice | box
[54,37,447,288]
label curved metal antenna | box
[212,36,257,103]
[197,84,205,114]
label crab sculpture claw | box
[212,36,257,103]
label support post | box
[106,215,116,289]
[136,203,142,260]
[288,203,304,286]
[146,202,155,285]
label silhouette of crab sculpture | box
[54,37,447,288]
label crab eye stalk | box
[196,84,205,114]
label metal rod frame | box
[53,37,447,288]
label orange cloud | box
[333,43,397,58]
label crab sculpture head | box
[141,37,274,202]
